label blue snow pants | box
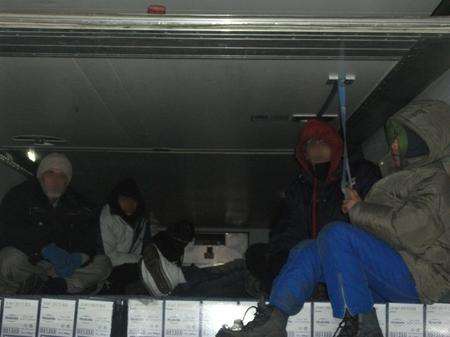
[269,222,420,318]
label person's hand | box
[342,188,362,214]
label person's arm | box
[142,220,153,248]
[100,214,141,267]
[349,170,450,254]
[0,185,51,257]
[352,160,382,199]
[269,182,309,256]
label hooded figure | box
[215,101,450,337]
[100,178,152,268]
[349,100,450,302]
[267,119,381,284]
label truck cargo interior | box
[0,0,449,323]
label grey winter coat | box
[349,100,450,303]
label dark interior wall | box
[31,151,299,229]
[0,163,26,200]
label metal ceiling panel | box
[0,0,442,17]
[0,57,134,147]
[0,57,396,150]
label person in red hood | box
[264,118,381,291]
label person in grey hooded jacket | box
[216,100,450,337]
[347,100,450,303]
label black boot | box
[41,278,68,295]
[19,276,68,295]
[333,309,383,337]
[216,304,288,337]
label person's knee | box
[0,247,30,272]
[318,221,353,243]
[91,255,113,279]
[286,240,318,263]
[291,240,315,252]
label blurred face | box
[306,139,331,165]
[118,196,138,216]
[391,137,402,168]
[40,170,69,200]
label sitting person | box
[217,100,450,337]
[100,179,249,297]
[100,178,153,294]
[0,153,112,294]
[261,119,380,293]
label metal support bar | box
[1,15,448,59]
[0,152,33,176]
[0,15,449,34]
[348,37,450,146]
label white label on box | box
[201,301,240,337]
[38,298,76,337]
[164,301,200,337]
[426,303,450,337]
[75,300,114,337]
[286,303,311,337]
[127,299,163,337]
[374,304,387,337]
[1,298,39,337]
[314,302,341,337]
[388,303,423,337]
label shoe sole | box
[142,244,172,295]
[140,260,164,296]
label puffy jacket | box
[349,100,450,303]
[100,205,151,267]
[0,179,101,259]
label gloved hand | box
[41,243,70,267]
[68,253,83,269]
[42,245,84,278]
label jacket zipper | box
[338,273,350,316]
[312,177,318,239]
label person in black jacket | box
[251,119,381,292]
[0,153,112,294]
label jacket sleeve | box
[352,160,382,199]
[349,170,450,255]
[0,185,51,256]
[142,221,153,248]
[269,182,309,256]
[100,215,141,267]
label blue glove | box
[68,253,83,269]
[54,265,74,278]
[42,245,84,278]
[42,244,70,267]
[53,253,84,278]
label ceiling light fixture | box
[27,148,37,162]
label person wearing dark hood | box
[0,153,112,295]
[217,100,450,337]
[140,224,251,298]
[100,178,152,294]
[100,178,249,297]
[261,119,381,291]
